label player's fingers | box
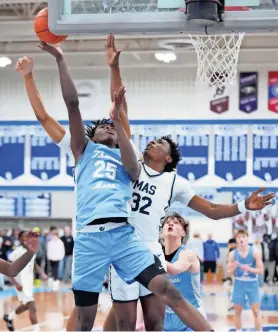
[253,187,266,195]
[263,201,271,207]
[262,193,275,201]
[108,34,112,48]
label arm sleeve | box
[171,175,196,206]
[57,131,75,166]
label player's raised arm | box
[15,56,66,144]
[38,42,88,163]
[110,87,141,181]
[167,250,194,275]
[0,232,38,277]
[106,34,131,139]
[188,188,275,220]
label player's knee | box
[153,276,183,303]
[144,315,164,331]
[234,306,243,315]
[252,307,260,317]
[117,316,136,331]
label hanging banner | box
[210,85,229,114]
[0,192,51,217]
[137,125,173,152]
[214,125,248,181]
[268,72,278,113]
[253,125,278,182]
[176,125,209,181]
[239,72,258,113]
[0,126,25,181]
[30,127,61,180]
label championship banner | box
[0,192,51,217]
[30,126,60,180]
[268,71,278,113]
[239,72,258,113]
[0,126,25,181]
[253,125,278,182]
[176,125,209,181]
[210,85,229,114]
[137,125,173,152]
[214,125,248,181]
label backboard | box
[48,0,278,35]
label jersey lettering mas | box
[131,163,195,242]
[71,139,132,230]
[59,133,195,237]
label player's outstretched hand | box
[245,188,275,211]
[37,42,63,59]
[106,34,123,67]
[24,231,40,254]
[109,86,126,121]
[15,56,34,76]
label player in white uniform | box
[3,231,44,332]
[16,36,275,331]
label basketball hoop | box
[189,33,245,86]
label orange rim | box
[178,6,251,12]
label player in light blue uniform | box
[227,230,264,331]
[162,213,207,331]
[39,42,213,332]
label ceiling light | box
[155,52,177,63]
[0,57,12,68]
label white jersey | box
[59,133,195,243]
[131,163,195,242]
[9,246,35,287]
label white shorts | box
[16,286,34,305]
[110,242,166,302]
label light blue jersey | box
[67,138,155,294]
[74,141,132,230]
[164,245,205,331]
[232,246,260,306]
[234,246,257,281]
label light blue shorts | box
[72,224,155,293]
[232,279,260,306]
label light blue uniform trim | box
[164,245,203,332]
[232,246,260,306]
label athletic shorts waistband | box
[78,222,128,233]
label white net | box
[189,33,245,87]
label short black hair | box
[18,230,26,240]
[161,136,181,172]
[85,118,114,139]
[50,226,57,232]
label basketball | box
[34,7,67,44]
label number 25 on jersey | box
[93,161,117,180]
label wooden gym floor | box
[0,284,277,331]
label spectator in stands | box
[203,234,220,283]
[0,232,4,291]
[272,232,278,283]
[228,230,238,253]
[59,226,74,283]
[186,232,204,282]
[46,228,65,291]
[261,234,276,285]
[33,227,46,286]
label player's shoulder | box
[252,246,262,258]
[228,249,235,259]
[180,248,197,261]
